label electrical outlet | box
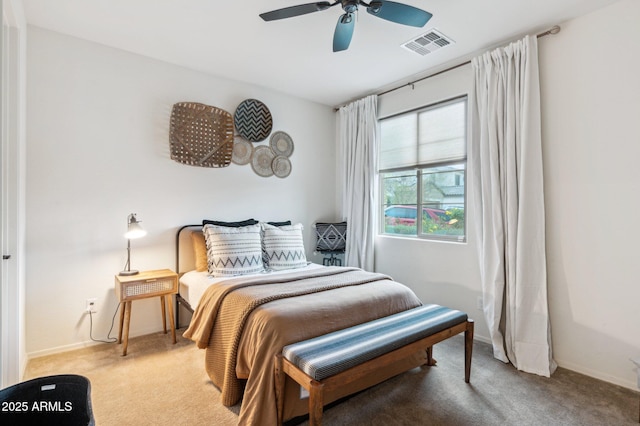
[476,296,483,310]
[86,298,97,314]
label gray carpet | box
[24,330,639,425]
[318,336,639,426]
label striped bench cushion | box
[282,304,468,381]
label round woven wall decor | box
[251,146,275,177]
[272,156,292,178]
[169,102,234,168]
[234,99,273,142]
[270,131,294,157]
[231,138,253,165]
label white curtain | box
[470,35,556,376]
[337,95,378,271]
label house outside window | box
[379,96,467,242]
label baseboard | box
[472,334,492,345]
[27,340,104,360]
[29,330,635,395]
[555,358,638,392]
[27,325,167,360]
[468,336,637,392]
[20,351,28,381]
[27,328,486,361]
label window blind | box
[379,99,466,171]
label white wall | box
[25,26,336,356]
[24,0,640,391]
[539,0,640,390]
[375,0,640,390]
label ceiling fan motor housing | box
[341,0,359,13]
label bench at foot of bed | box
[274,304,474,426]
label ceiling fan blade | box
[260,2,335,21]
[333,13,355,52]
[366,1,432,27]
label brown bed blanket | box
[183,266,423,425]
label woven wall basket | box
[170,102,234,168]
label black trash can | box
[0,374,94,425]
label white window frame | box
[378,96,468,243]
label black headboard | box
[174,224,201,329]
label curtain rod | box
[336,25,561,110]
[377,25,561,97]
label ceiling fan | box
[259,1,433,52]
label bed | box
[175,222,426,426]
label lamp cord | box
[88,302,121,344]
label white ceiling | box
[23,0,619,107]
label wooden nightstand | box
[114,269,178,356]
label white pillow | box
[261,223,307,270]
[203,224,264,277]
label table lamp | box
[119,213,147,276]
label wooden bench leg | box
[309,380,324,426]
[275,354,285,426]
[426,346,437,366]
[465,319,474,383]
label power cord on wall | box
[88,302,121,344]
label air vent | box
[401,29,454,56]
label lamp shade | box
[124,214,147,239]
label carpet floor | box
[23,330,639,425]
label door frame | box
[1,0,26,388]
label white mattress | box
[179,263,324,311]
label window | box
[379,97,467,241]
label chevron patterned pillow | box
[203,224,265,277]
[261,223,307,271]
